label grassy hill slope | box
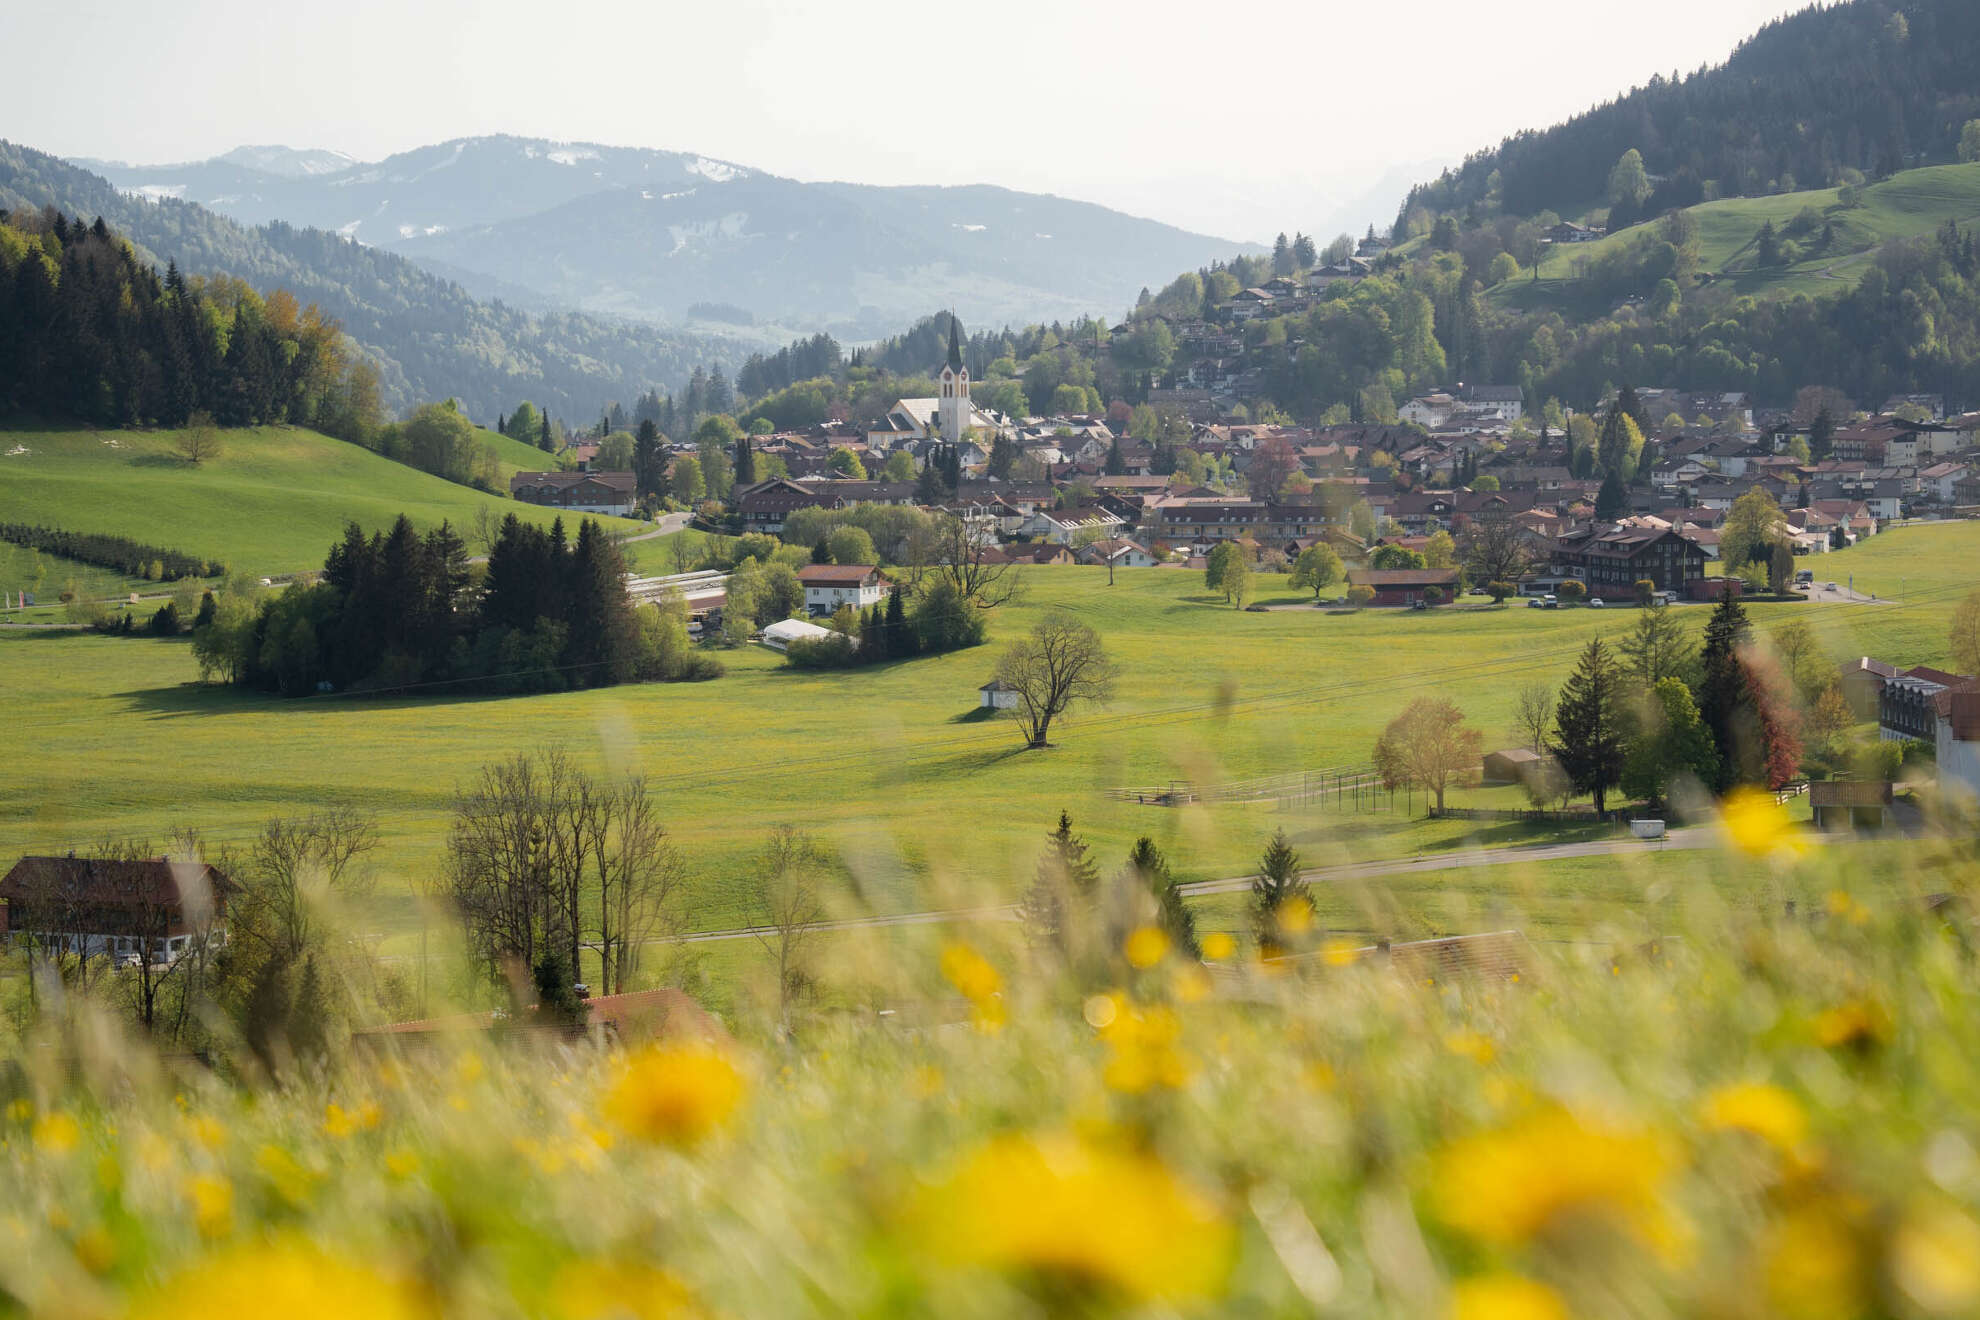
[1495,163,1980,312]
[474,426,567,483]
[0,425,643,575]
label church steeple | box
[938,312,970,444]
[946,314,965,373]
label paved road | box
[670,828,1726,946]
[1797,581,1885,604]
[627,512,692,542]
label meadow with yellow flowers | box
[3,790,1979,1318]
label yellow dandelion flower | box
[603,1043,747,1147]
[31,1113,79,1155]
[1449,1273,1569,1320]
[1892,1204,1980,1315]
[1761,1198,1871,1320]
[1124,925,1169,969]
[916,1131,1234,1301]
[73,1225,116,1275]
[186,1173,234,1239]
[129,1240,430,1320]
[1812,999,1891,1053]
[1721,788,1808,859]
[1824,890,1870,925]
[1444,1030,1496,1065]
[453,1052,485,1085]
[186,1114,226,1152]
[549,1259,703,1320]
[1321,937,1361,967]
[384,1149,422,1181]
[1201,932,1236,961]
[1278,896,1315,934]
[324,1100,382,1139]
[940,942,1002,1003]
[1172,962,1213,1003]
[1096,1002,1194,1093]
[1699,1082,1806,1154]
[255,1144,318,1206]
[1433,1109,1673,1249]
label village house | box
[1937,687,1980,800]
[1,855,239,965]
[1347,567,1461,606]
[509,470,638,517]
[1880,668,1974,743]
[1547,523,1707,594]
[796,565,891,616]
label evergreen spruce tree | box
[1248,829,1309,958]
[1697,587,1757,792]
[1105,437,1126,476]
[539,412,553,452]
[1596,470,1629,520]
[532,951,586,1029]
[884,584,911,656]
[1550,637,1630,814]
[734,433,757,487]
[1123,837,1198,959]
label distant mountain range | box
[1,141,754,422]
[74,135,1257,337]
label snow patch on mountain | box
[547,148,600,167]
[126,184,186,201]
[686,157,744,183]
[954,223,986,232]
[666,213,750,256]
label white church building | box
[865,318,1010,452]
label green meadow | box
[1496,161,1980,311]
[2,522,1968,963]
[0,425,645,577]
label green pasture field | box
[0,425,644,576]
[1,521,1967,967]
[1496,161,1980,311]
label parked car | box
[1542,594,1559,609]
[1526,597,1544,609]
[1243,602,1268,612]
[1410,600,1427,611]
[1589,598,1605,608]
[1796,569,1814,584]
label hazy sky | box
[4,0,1812,241]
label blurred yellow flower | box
[940,942,1002,1002]
[1813,999,1892,1053]
[1761,1199,1870,1320]
[73,1225,115,1275]
[917,1132,1234,1301]
[186,1173,234,1239]
[1201,932,1236,961]
[603,1043,747,1147]
[1433,1109,1673,1249]
[1124,926,1169,969]
[1892,1204,1980,1314]
[1444,1030,1496,1065]
[256,1143,318,1206]
[31,1113,79,1155]
[1172,962,1212,1003]
[1096,1001,1193,1093]
[1449,1273,1569,1320]
[941,941,1005,1031]
[129,1240,430,1320]
[1698,1082,1806,1154]
[186,1114,226,1152]
[1721,788,1808,859]
[384,1149,421,1181]
[4,1099,30,1123]
[324,1101,382,1139]
[550,1260,702,1320]
[1321,937,1360,968]
[1278,897,1315,934]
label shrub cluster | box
[0,523,211,581]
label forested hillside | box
[0,141,751,420]
[1401,0,1980,231]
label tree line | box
[0,209,378,437]
[0,522,214,582]
[195,513,718,696]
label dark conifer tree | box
[1550,637,1630,814]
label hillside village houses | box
[532,277,1974,621]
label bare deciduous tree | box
[755,825,825,1025]
[995,615,1119,748]
[583,775,686,996]
[445,749,686,996]
[909,510,1022,609]
[1513,682,1557,754]
[176,410,222,465]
